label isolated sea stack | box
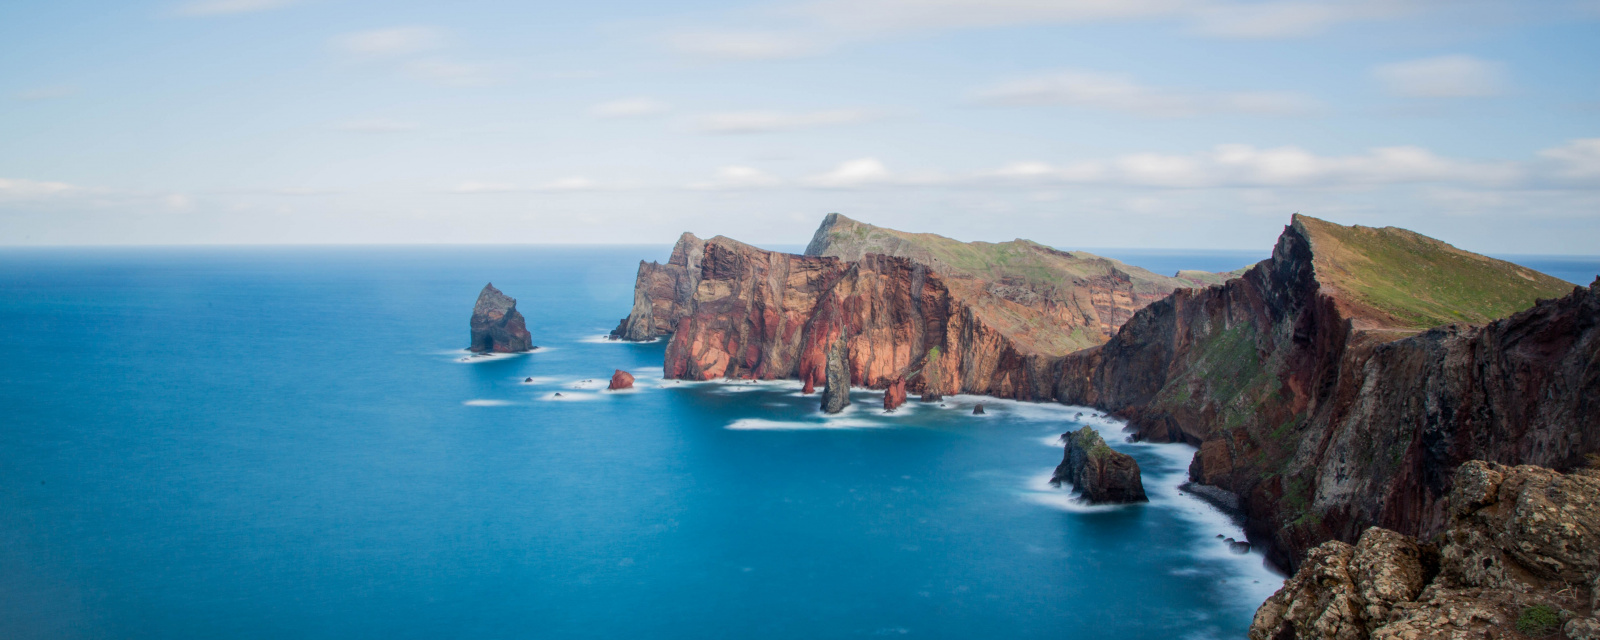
[883,379,906,412]
[1051,427,1148,504]
[820,338,850,414]
[608,370,634,390]
[469,283,533,353]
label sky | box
[1,0,1598,253]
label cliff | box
[1052,427,1148,503]
[469,283,533,353]
[1056,214,1592,569]
[1249,460,1600,640]
[613,214,1233,400]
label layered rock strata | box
[1052,427,1148,503]
[611,215,1227,403]
[469,283,533,353]
[1249,460,1600,640]
[1056,215,1591,569]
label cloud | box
[972,71,1317,117]
[404,60,496,86]
[335,118,419,133]
[590,98,671,119]
[696,109,882,133]
[333,27,443,57]
[1539,138,1600,181]
[1373,55,1508,98]
[176,0,299,16]
[803,158,896,188]
[0,177,79,200]
[15,85,79,101]
[688,166,783,190]
[666,30,825,60]
[797,0,1194,33]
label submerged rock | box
[608,370,634,390]
[1249,460,1600,640]
[469,283,533,353]
[820,338,851,414]
[920,391,942,403]
[1051,426,1147,504]
[883,378,906,412]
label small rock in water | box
[972,403,986,415]
[1216,534,1225,539]
[1229,541,1250,554]
[553,392,563,397]
[524,377,533,383]
[608,370,635,390]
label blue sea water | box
[0,244,1372,640]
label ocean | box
[1,245,1590,639]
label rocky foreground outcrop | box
[469,283,533,353]
[610,214,1228,401]
[1052,427,1148,503]
[1250,460,1600,640]
[1057,215,1594,570]
[820,338,850,414]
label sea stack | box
[1052,427,1148,503]
[469,283,532,353]
[883,378,906,412]
[972,403,985,415]
[608,370,634,390]
[820,338,850,414]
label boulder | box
[883,379,906,412]
[972,403,985,415]
[608,370,635,390]
[469,283,532,353]
[1051,426,1147,503]
[820,338,851,414]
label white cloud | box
[590,98,671,119]
[697,109,882,133]
[973,71,1317,117]
[666,30,825,60]
[0,177,79,199]
[335,118,419,133]
[1374,55,1508,98]
[688,166,784,190]
[15,85,79,101]
[797,0,1194,33]
[803,158,896,188]
[176,0,299,16]
[333,27,443,57]
[1539,138,1600,181]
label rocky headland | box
[1055,215,1595,570]
[1052,426,1148,503]
[610,213,1226,400]
[1250,460,1600,640]
[469,283,533,353]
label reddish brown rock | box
[1057,215,1594,571]
[1051,427,1148,503]
[469,283,532,353]
[883,378,906,412]
[608,370,634,390]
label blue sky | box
[2,0,1598,252]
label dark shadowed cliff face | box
[469,283,533,353]
[616,215,1231,400]
[1057,215,1594,570]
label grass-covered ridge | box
[1292,215,1574,329]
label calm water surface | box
[4,245,1418,640]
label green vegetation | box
[1516,605,1561,636]
[1293,215,1572,329]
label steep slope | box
[614,215,1239,399]
[1056,214,1594,570]
[469,283,532,353]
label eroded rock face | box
[610,233,706,341]
[470,283,532,353]
[883,378,906,412]
[820,338,850,414]
[1249,461,1600,640]
[608,370,634,390]
[1051,427,1148,503]
[1057,215,1596,570]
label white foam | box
[517,376,559,385]
[462,399,513,407]
[1019,471,1126,513]
[452,350,521,363]
[1039,435,1066,448]
[567,378,607,390]
[538,392,597,402]
[726,417,883,430]
[579,334,664,344]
